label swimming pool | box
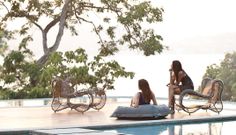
[100,120,236,135]
[1,120,234,135]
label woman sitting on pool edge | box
[130,79,157,107]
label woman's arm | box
[151,91,157,105]
[177,71,186,84]
[170,72,176,85]
[130,92,140,108]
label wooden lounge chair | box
[176,77,224,115]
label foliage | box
[231,83,236,101]
[203,52,236,101]
[43,48,134,89]
[203,64,221,79]
[0,33,8,57]
[0,47,134,99]
[0,0,164,99]
[0,0,165,64]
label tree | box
[231,83,236,101]
[203,52,236,101]
[0,0,164,65]
[0,0,165,99]
[203,64,220,79]
[0,28,9,56]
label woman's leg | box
[168,85,176,110]
[169,85,181,112]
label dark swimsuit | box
[138,92,150,105]
[179,73,194,91]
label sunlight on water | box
[102,120,236,135]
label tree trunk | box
[36,0,71,66]
[30,0,71,87]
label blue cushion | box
[111,104,170,119]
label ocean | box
[106,53,224,98]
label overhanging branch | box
[75,16,105,46]
[0,1,10,13]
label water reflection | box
[163,122,223,135]
[105,122,224,135]
[107,125,167,135]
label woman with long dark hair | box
[130,79,157,107]
[168,60,194,113]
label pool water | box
[101,120,236,135]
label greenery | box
[0,0,165,99]
[203,52,236,101]
[0,47,135,99]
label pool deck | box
[1,99,236,134]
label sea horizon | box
[106,53,224,98]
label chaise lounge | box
[51,77,107,113]
[176,77,224,115]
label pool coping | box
[1,113,236,134]
[78,114,236,130]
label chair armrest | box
[179,89,213,108]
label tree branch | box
[42,31,48,54]
[75,15,105,46]
[31,20,43,31]
[100,1,138,46]
[37,0,71,65]
[49,0,71,52]
[42,16,61,53]
[114,11,139,47]
[82,4,121,13]
[72,1,121,14]
[0,1,10,13]
[44,16,61,33]
[6,10,44,32]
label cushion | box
[110,104,170,119]
[202,80,213,96]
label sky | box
[106,0,236,97]
[154,0,236,54]
[104,0,236,97]
[4,0,236,97]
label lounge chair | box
[51,77,107,113]
[176,77,224,115]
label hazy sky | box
[4,0,236,55]
[47,0,236,56]
[4,0,236,97]
[107,0,236,97]
[12,0,235,57]
[154,0,236,54]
